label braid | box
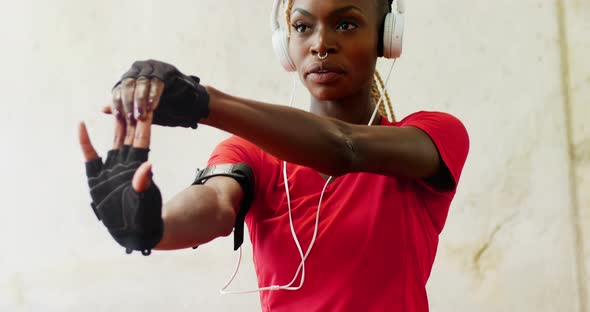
[373,70,396,122]
[283,0,396,122]
[285,0,294,38]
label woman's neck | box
[308,86,380,126]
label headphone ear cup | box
[382,11,404,59]
[272,29,296,72]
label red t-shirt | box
[208,111,469,312]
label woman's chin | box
[308,85,352,102]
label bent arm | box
[155,176,243,250]
[201,87,441,179]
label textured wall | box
[417,1,580,311]
[562,0,590,310]
[1,0,588,311]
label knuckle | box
[112,92,122,103]
[121,90,134,102]
[135,93,147,102]
[150,77,164,85]
[122,78,136,87]
[151,80,165,93]
[121,96,132,107]
[153,79,164,86]
[136,79,150,90]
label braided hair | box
[284,0,396,122]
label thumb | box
[132,162,153,193]
[102,104,113,114]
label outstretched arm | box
[201,87,442,180]
[108,60,444,182]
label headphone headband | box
[270,0,405,71]
[271,0,404,31]
[396,0,405,14]
[270,0,282,32]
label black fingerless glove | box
[85,146,163,255]
[116,59,210,129]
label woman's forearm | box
[202,87,354,176]
[155,184,235,250]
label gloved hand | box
[85,146,163,255]
[112,59,210,129]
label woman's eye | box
[337,21,358,31]
[292,23,309,33]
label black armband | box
[192,163,255,250]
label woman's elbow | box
[215,205,236,237]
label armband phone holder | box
[192,163,255,250]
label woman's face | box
[288,0,380,101]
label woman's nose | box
[310,27,338,58]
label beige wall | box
[563,0,590,310]
[0,0,588,311]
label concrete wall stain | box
[472,213,519,279]
[574,137,590,164]
[555,0,588,311]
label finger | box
[124,120,136,146]
[133,111,152,149]
[102,105,112,114]
[78,121,99,162]
[121,78,137,122]
[113,113,126,150]
[132,162,152,193]
[147,78,165,112]
[134,77,150,121]
[111,86,124,121]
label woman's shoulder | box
[383,111,465,127]
[384,111,469,141]
[212,134,282,170]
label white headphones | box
[270,0,406,72]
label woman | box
[79,0,469,311]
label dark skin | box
[290,1,380,123]
[79,0,444,250]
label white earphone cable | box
[220,75,300,294]
[221,60,397,294]
[368,59,397,125]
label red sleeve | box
[400,111,470,193]
[207,135,262,192]
[208,135,260,168]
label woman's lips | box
[307,71,345,84]
[305,62,345,84]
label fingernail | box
[146,100,153,112]
[127,112,137,125]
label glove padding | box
[116,59,210,129]
[86,146,163,255]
